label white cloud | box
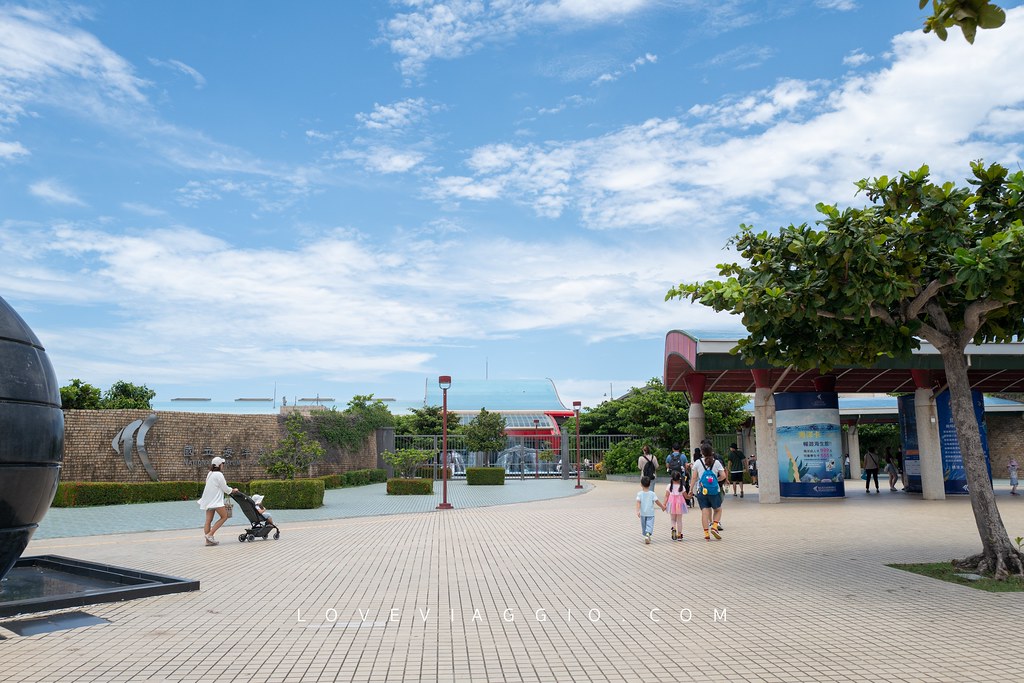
[702,44,776,70]
[816,0,857,10]
[335,145,427,174]
[121,201,166,217]
[0,5,149,129]
[0,140,28,159]
[430,15,1024,230]
[29,179,86,206]
[592,52,657,85]
[842,49,872,67]
[382,0,662,78]
[356,97,430,132]
[149,57,207,88]
[1,219,732,384]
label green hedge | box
[466,467,504,485]
[386,478,433,495]
[247,479,324,509]
[52,481,208,507]
[317,468,387,489]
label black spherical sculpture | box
[0,296,63,582]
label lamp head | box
[438,375,452,390]
[572,400,581,414]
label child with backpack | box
[662,470,688,541]
[690,444,726,541]
[636,476,667,544]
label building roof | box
[665,329,1024,394]
[424,379,570,413]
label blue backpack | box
[700,464,720,495]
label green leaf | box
[977,4,1006,29]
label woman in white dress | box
[198,456,237,545]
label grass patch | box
[888,562,1024,592]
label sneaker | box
[205,536,218,546]
[740,491,744,498]
[703,531,710,541]
[644,534,651,545]
[709,525,721,540]
[714,522,724,532]
[671,527,677,540]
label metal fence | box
[391,433,738,477]
[392,433,638,477]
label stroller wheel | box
[238,534,246,543]
[246,533,255,542]
[273,530,280,540]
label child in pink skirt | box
[663,470,689,541]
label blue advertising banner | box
[936,389,991,495]
[897,395,922,494]
[775,391,844,498]
[897,390,991,495]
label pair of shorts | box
[729,471,744,483]
[695,492,723,510]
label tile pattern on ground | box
[4,481,1024,682]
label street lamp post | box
[573,401,583,489]
[437,376,453,510]
[533,418,540,479]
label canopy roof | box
[664,330,1024,394]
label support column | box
[911,370,945,500]
[847,424,862,480]
[685,373,707,450]
[752,370,780,504]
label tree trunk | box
[938,344,1024,578]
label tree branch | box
[816,310,857,321]
[868,304,897,327]
[959,298,1013,347]
[906,277,955,319]
[925,300,954,337]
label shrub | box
[316,469,386,489]
[466,467,505,485]
[247,478,324,509]
[387,478,433,495]
[382,448,433,478]
[52,481,207,507]
[318,474,345,489]
[259,412,325,479]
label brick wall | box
[61,409,377,483]
[987,413,1024,477]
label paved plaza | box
[3,479,1023,682]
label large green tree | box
[571,377,748,448]
[921,1,1005,43]
[260,412,326,479]
[393,405,461,436]
[669,162,1024,578]
[59,379,102,409]
[463,408,507,456]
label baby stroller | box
[230,491,281,542]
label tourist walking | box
[662,471,689,541]
[636,476,666,544]
[666,443,685,480]
[1009,457,1019,496]
[727,443,747,498]
[198,456,238,545]
[863,448,881,493]
[884,455,901,491]
[748,453,758,487]
[638,444,659,488]
[691,444,726,541]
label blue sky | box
[3,1,1024,411]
